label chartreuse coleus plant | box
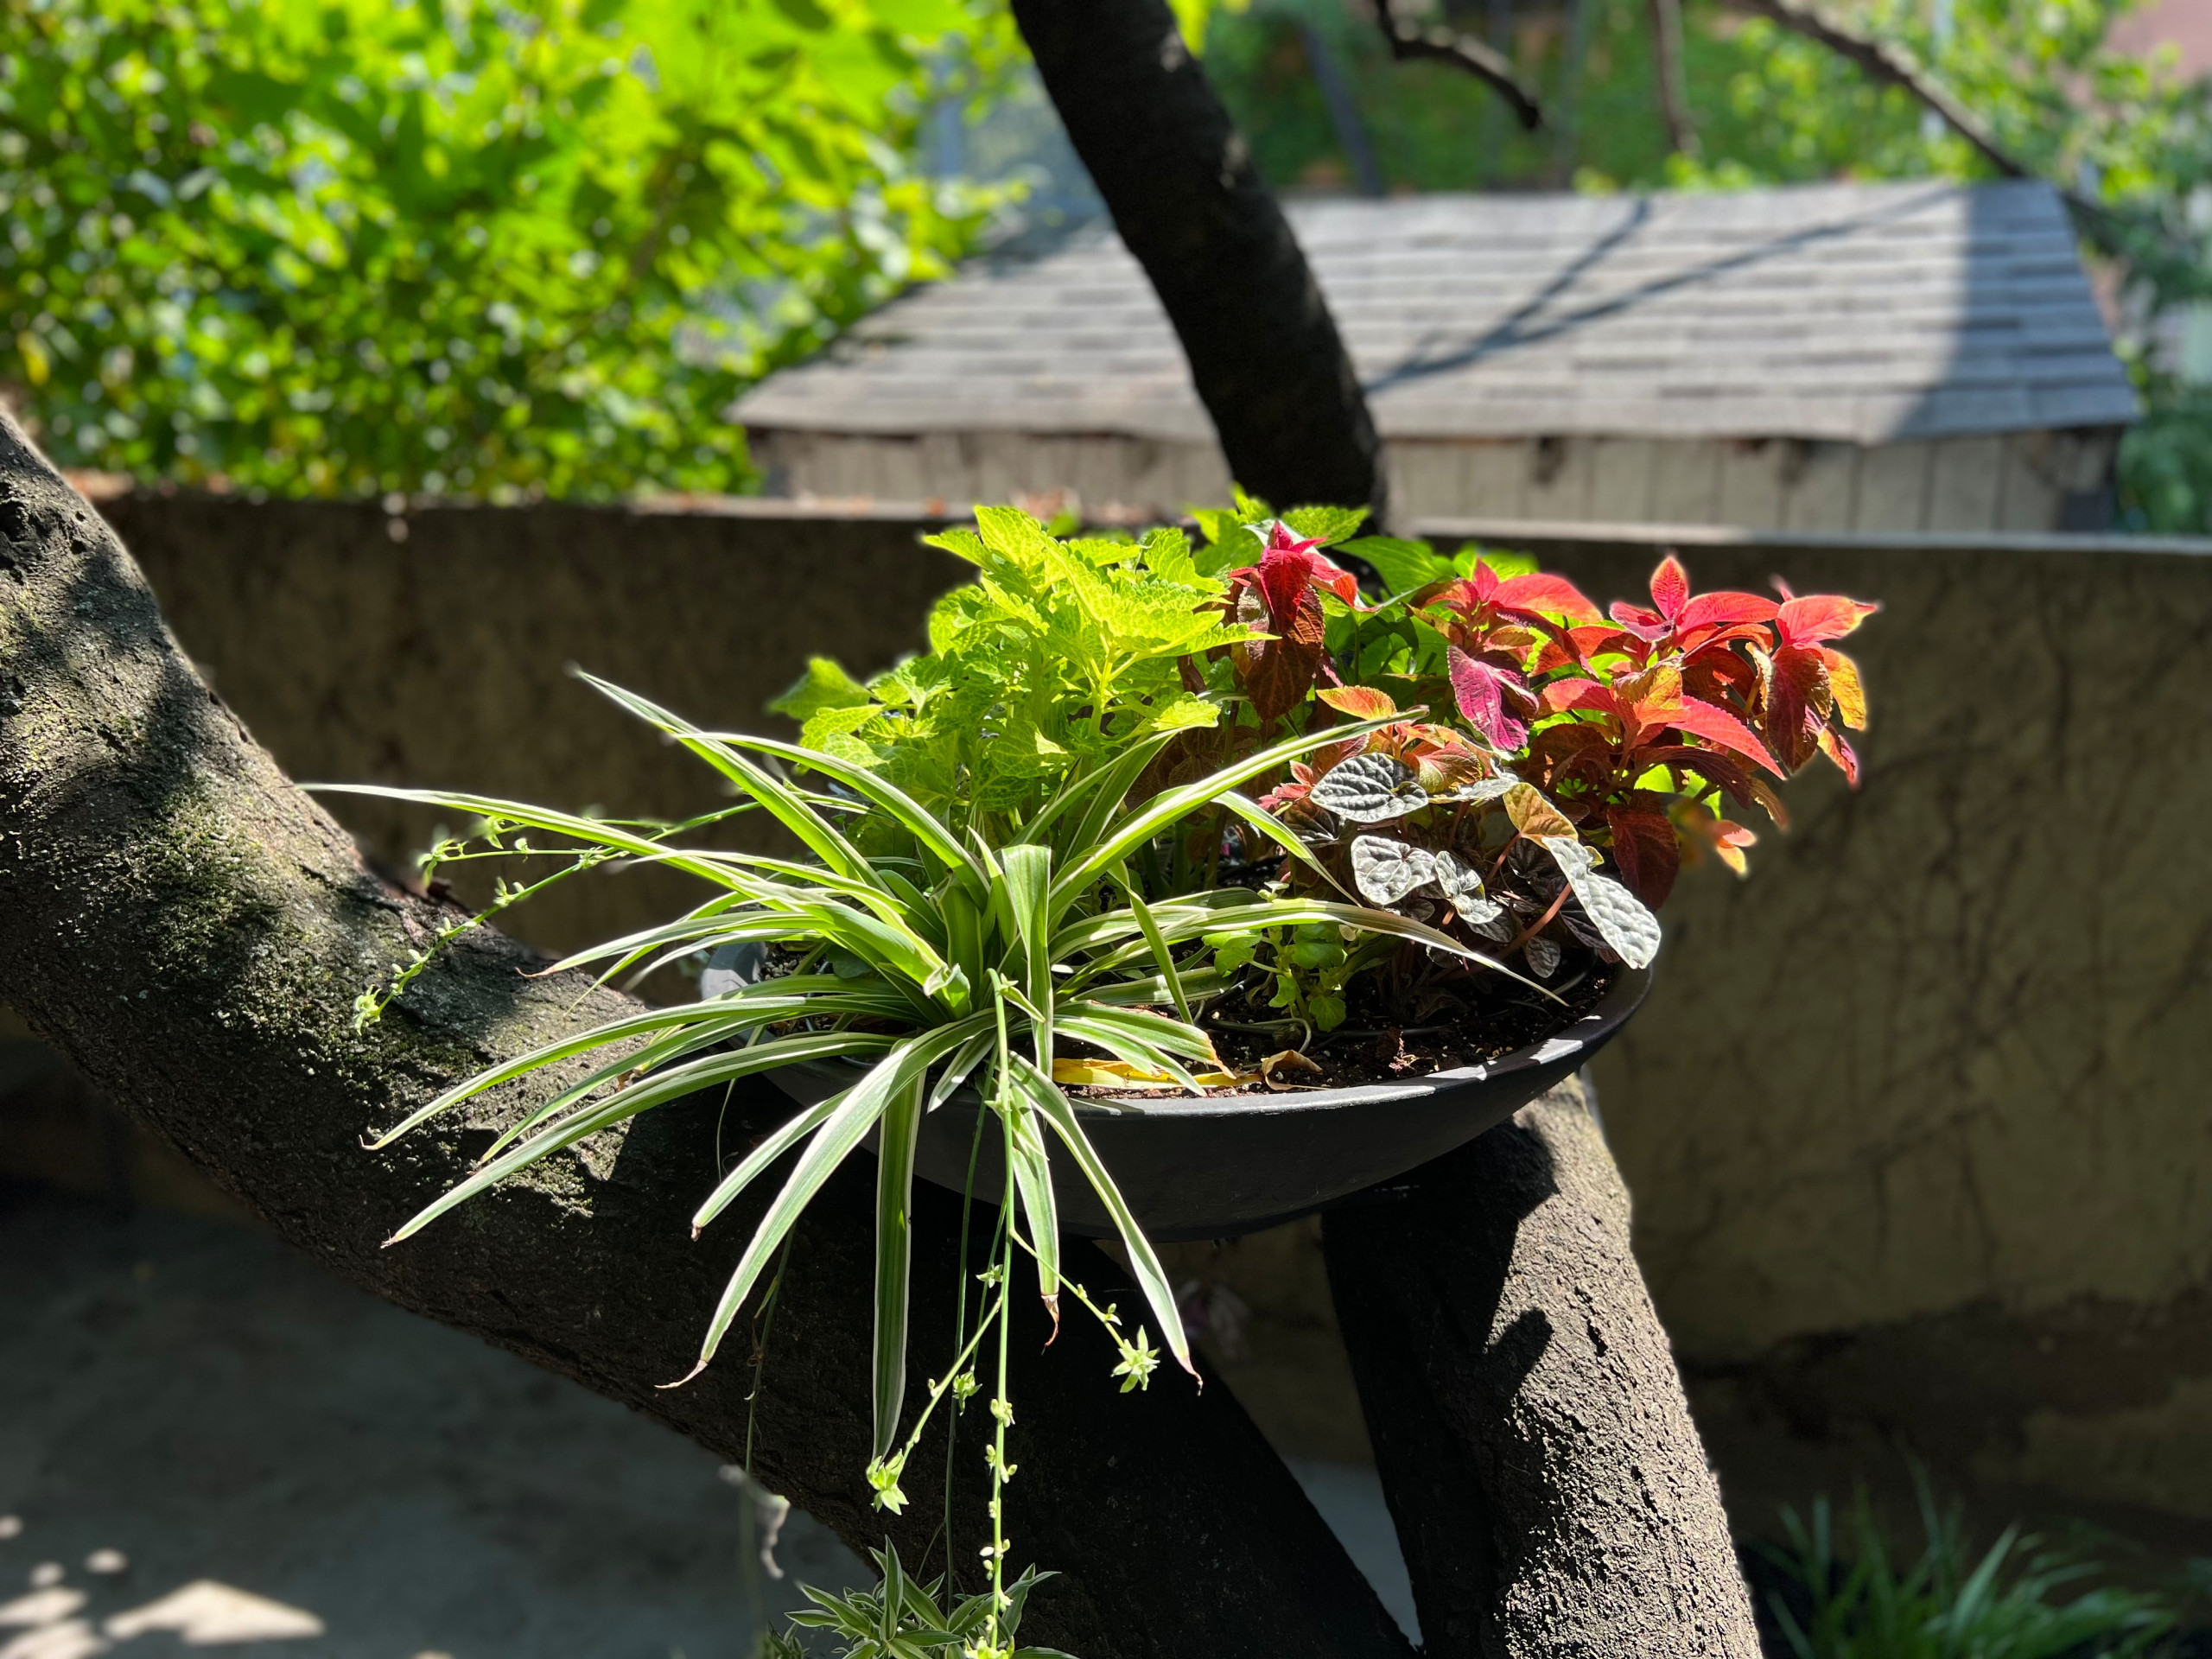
[324,666,1516,1656]
[770,496,1368,841]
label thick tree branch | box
[1373,0,1544,132]
[1723,0,2026,180]
[0,420,1414,1659]
[1325,1080,1761,1658]
[1011,0,1388,519]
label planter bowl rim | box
[784,961,1651,1116]
[766,960,1652,1238]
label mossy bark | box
[0,421,1414,1658]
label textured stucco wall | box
[25,493,2212,1533]
[1450,521,2212,1532]
[102,493,965,958]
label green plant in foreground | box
[1764,1481,2173,1659]
[757,1546,1068,1659]
[333,497,1883,1646]
[326,668,1514,1647]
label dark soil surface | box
[748,933,1617,1101]
[1072,962,1616,1100]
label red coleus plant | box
[1222,522,1364,724]
[1425,560,1605,753]
[1497,554,1874,906]
[1235,544,1873,1001]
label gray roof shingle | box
[734,180,2138,448]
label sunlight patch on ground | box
[105,1580,325,1644]
[0,1560,323,1656]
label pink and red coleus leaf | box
[1534,624,1643,674]
[1315,685,1399,721]
[1233,581,1329,725]
[1776,592,1878,648]
[1821,647,1868,729]
[1669,696,1783,775]
[1225,523,1368,722]
[1762,644,1833,772]
[1438,563,1602,627]
[1677,590,1780,634]
[1817,726,1861,786]
[1231,521,1363,626]
[1609,599,1671,642]
[1541,676,1623,721]
[1683,810,1758,875]
[1638,744,1786,826]
[1447,646,1532,751]
[1491,572,1601,625]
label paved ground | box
[0,1186,863,1659]
[0,1186,1418,1658]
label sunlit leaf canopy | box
[0,0,1019,497]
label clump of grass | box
[1760,1476,2174,1659]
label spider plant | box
[760,1545,1066,1659]
[321,674,1525,1478]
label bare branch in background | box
[1649,0,1700,157]
[1373,0,1545,132]
[1014,0,1387,517]
[1721,0,2026,178]
[1298,16,1387,196]
[1551,0,1595,184]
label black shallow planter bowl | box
[766,963,1653,1242]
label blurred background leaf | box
[0,0,1020,498]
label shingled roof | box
[734,179,2135,450]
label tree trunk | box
[1325,1079,1760,1657]
[0,423,1413,1658]
[1010,0,1386,520]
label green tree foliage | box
[0,0,1014,497]
[1205,0,2212,532]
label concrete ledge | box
[1411,516,2212,559]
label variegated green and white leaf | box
[1007,1056,1194,1381]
